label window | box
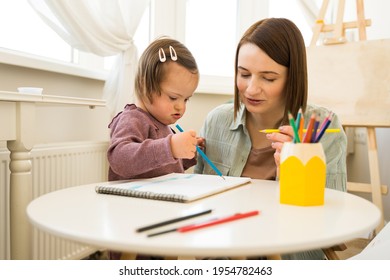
[185,0,237,77]
[181,0,267,94]
[0,1,72,62]
[0,0,108,78]
[0,1,150,78]
[268,0,318,46]
[1,0,317,93]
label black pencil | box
[135,209,213,232]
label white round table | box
[27,179,381,258]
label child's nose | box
[174,102,184,111]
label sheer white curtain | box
[28,0,150,116]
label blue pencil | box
[175,124,225,179]
[296,108,304,140]
[310,117,320,143]
[314,113,333,143]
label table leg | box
[8,142,33,259]
[120,253,137,260]
[177,256,195,260]
[8,102,35,259]
[267,254,282,260]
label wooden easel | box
[309,0,386,235]
[310,0,371,46]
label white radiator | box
[0,141,109,260]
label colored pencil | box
[147,210,259,237]
[317,111,332,135]
[260,111,338,143]
[298,108,304,141]
[259,128,340,134]
[310,117,321,143]
[314,112,334,143]
[295,108,302,130]
[136,209,212,232]
[175,124,225,179]
[288,112,301,143]
[302,113,316,143]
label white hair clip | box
[158,48,166,62]
[169,46,177,61]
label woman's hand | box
[266,125,294,167]
[196,137,205,150]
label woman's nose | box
[246,79,262,95]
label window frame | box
[0,47,107,81]
[151,0,268,95]
[0,0,275,91]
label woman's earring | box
[159,48,166,62]
[169,46,177,61]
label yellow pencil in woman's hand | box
[259,128,340,133]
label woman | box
[194,18,347,259]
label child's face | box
[144,62,199,125]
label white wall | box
[0,63,110,146]
[0,63,231,147]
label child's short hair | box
[135,37,199,103]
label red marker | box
[178,210,260,233]
[147,210,260,237]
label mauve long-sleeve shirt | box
[107,104,196,181]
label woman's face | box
[236,43,287,118]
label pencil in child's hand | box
[175,124,225,180]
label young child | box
[107,37,201,181]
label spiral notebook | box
[95,173,251,203]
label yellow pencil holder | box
[279,142,326,206]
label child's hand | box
[171,130,197,159]
[266,125,294,167]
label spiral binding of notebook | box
[95,185,186,203]
[95,173,251,203]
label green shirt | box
[194,102,347,259]
[194,103,347,192]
